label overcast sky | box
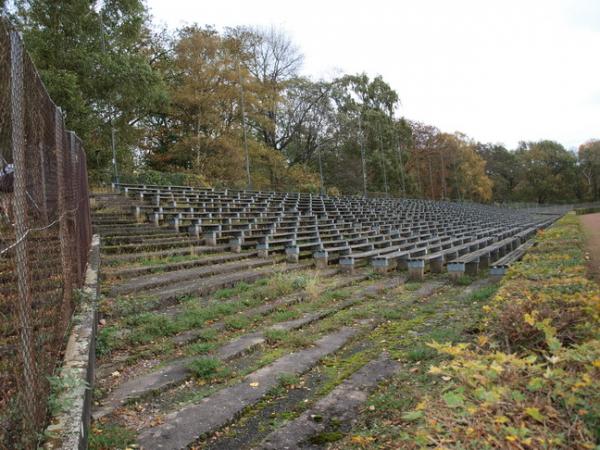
[147,0,600,150]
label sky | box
[146,0,600,150]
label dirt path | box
[579,212,600,282]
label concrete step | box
[102,245,228,266]
[104,251,257,281]
[110,257,274,296]
[137,327,359,449]
[258,354,401,449]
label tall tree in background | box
[578,140,600,201]
[513,140,578,203]
[14,0,166,177]
[476,143,519,203]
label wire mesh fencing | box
[0,19,92,448]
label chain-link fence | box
[0,19,92,448]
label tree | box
[228,26,304,153]
[14,0,166,178]
[476,143,519,203]
[514,140,578,203]
[578,140,600,201]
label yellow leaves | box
[494,415,509,424]
[592,359,600,369]
[523,312,536,326]
[524,407,546,422]
[428,365,443,375]
[350,436,375,446]
[488,361,504,375]
[427,341,470,357]
[477,335,489,347]
[415,400,428,410]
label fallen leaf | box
[249,382,259,387]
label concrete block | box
[372,258,390,274]
[229,237,242,253]
[314,250,329,269]
[407,260,425,281]
[448,262,466,280]
[257,242,269,258]
[490,266,507,280]
[204,231,218,246]
[189,224,200,240]
[286,246,300,263]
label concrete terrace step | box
[103,245,229,265]
[102,232,182,245]
[257,353,401,449]
[94,271,361,381]
[94,306,353,419]
[110,258,275,296]
[95,226,178,237]
[140,261,310,303]
[103,251,258,280]
[101,237,201,255]
[137,327,359,449]
[170,271,365,345]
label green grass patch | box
[454,274,474,286]
[96,326,119,357]
[224,315,252,330]
[187,357,227,380]
[89,424,136,450]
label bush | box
[575,207,600,215]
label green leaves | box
[401,410,424,421]
[442,390,465,408]
[524,407,546,422]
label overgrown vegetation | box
[393,214,600,448]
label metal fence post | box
[55,107,74,324]
[10,29,39,446]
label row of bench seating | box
[113,183,558,279]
